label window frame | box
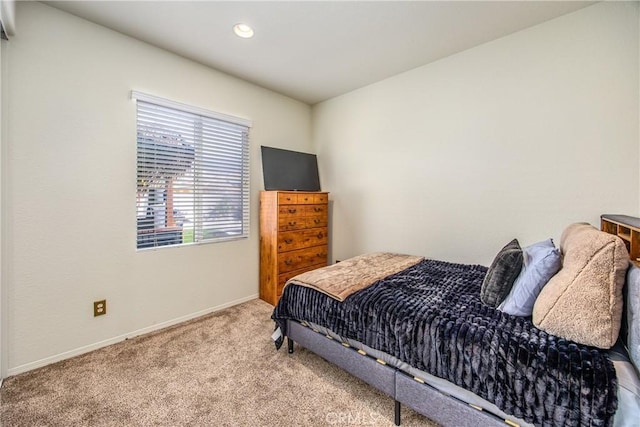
[132,91,252,250]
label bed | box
[271,223,640,426]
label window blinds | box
[133,91,251,249]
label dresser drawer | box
[278,215,327,232]
[305,204,327,215]
[278,192,328,205]
[278,192,299,204]
[278,204,327,218]
[278,246,328,273]
[295,193,328,204]
[278,227,328,252]
[278,205,304,217]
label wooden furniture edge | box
[601,214,640,266]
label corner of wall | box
[0,29,5,380]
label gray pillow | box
[498,239,561,316]
[626,264,640,372]
[481,239,523,308]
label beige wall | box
[3,2,312,374]
[313,1,639,266]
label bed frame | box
[286,319,514,426]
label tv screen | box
[261,146,321,191]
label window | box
[133,91,251,249]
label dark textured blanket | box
[272,259,618,427]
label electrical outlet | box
[94,300,106,317]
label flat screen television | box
[261,146,321,191]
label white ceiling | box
[46,1,595,105]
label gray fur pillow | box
[481,239,523,307]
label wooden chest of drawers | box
[259,191,329,305]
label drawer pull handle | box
[317,233,323,239]
[314,207,322,212]
[288,221,296,226]
[284,238,293,244]
[284,260,293,266]
[288,208,297,214]
[313,219,320,224]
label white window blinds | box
[133,91,251,249]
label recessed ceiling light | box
[233,23,254,39]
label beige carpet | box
[0,299,437,426]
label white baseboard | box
[7,294,259,377]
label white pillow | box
[498,239,561,316]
